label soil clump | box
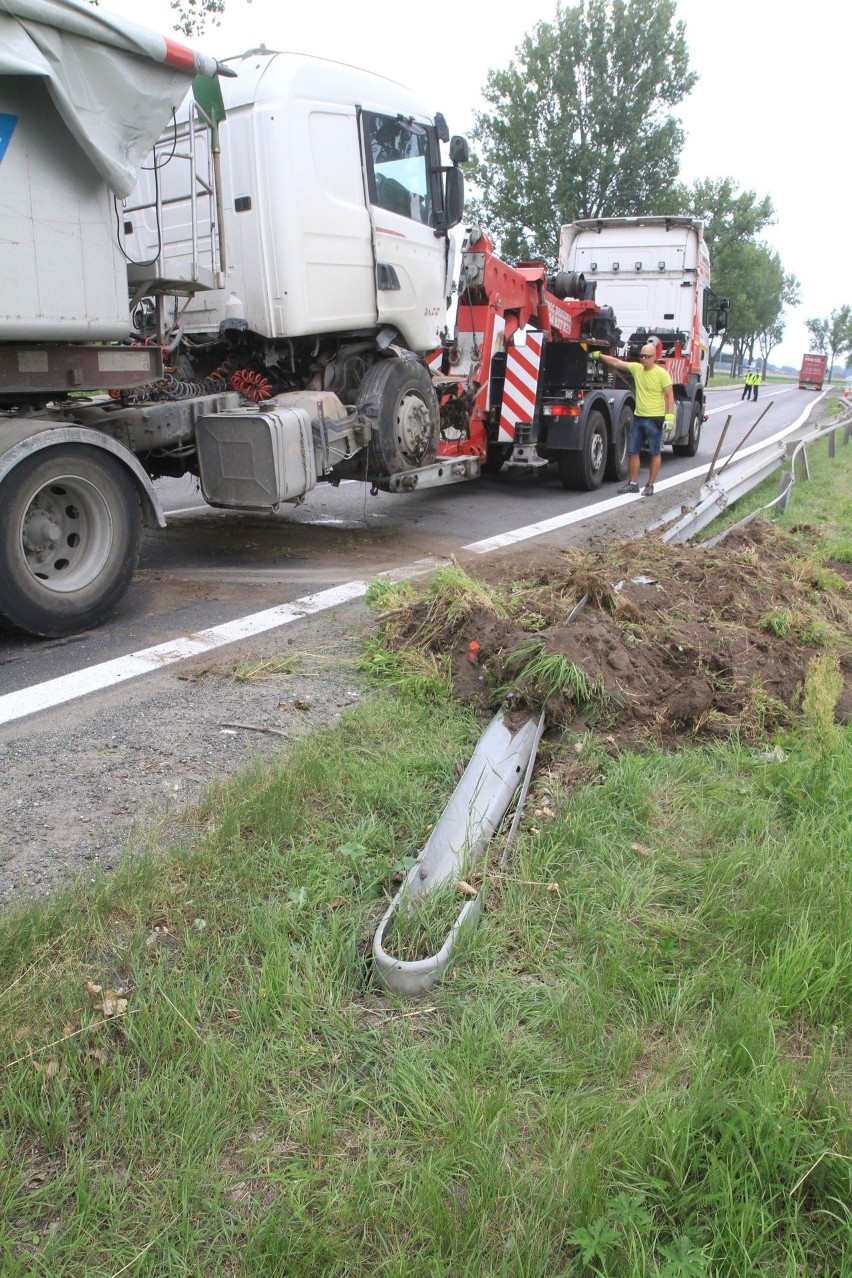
[381,522,852,751]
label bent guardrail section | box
[664,395,852,546]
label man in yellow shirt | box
[593,343,675,496]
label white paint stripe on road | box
[464,394,826,553]
[0,581,367,726]
[1,391,827,727]
[706,385,796,416]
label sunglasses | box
[639,354,655,360]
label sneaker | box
[641,484,655,496]
[618,481,639,494]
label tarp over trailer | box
[0,0,218,196]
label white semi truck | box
[559,217,728,454]
[0,0,471,637]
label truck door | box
[361,111,448,352]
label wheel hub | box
[18,476,113,592]
[23,509,62,556]
[395,391,432,462]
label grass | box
[382,876,472,963]
[216,650,337,682]
[1,703,850,1276]
[496,636,604,716]
[1,435,851,1276]
[706,372,798,388]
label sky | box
[104,0,850,370]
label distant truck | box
[798,354,827,390]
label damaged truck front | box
[0,0,469,637]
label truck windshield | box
[364,112,431,226]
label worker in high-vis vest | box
[752,369,761,401]
[741,369,753,400]
[592,344,674,496]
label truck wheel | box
[557,408,608,490]
[673,402,702,457]
[0,446,142,638]
[604,403,631,482]
[357,358,439,475]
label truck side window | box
[364,112,431,226]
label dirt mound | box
[383,523,852,750]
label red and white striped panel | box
[663,356,689,387]
[426,349,444,374]
[498,332,544,442]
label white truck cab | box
[127,49,464,354]
[559,216,716,383]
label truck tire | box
[604,403,632,482]
[673,401,702,457]
[357,358,439,475]
[557,408,608,491]
[0,445,142,638]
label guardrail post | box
[777,470,793,513]
[798,444,810,482]
[845,421,851,445]
[828,429,836,459]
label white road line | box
[0,392,827,728]
[0,582,367,726]
[706,386,797,416]
[462,395,823,553]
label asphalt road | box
[0,383,817,701]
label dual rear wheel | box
[557,407,616,491]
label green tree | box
[756,273,800,374]
[170,0,244,37]
[669,177,777,375]
[714,242,789,377]
[828,305,851,374]
[757,317,785,374]
[88,0,241,38]
[170,0,222,36]
[469,0,697,260]
[812,306,852,375]
[806,306,852,377]
[806,316,830,355]
[675,176,774,259]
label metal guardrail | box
[662,396,852,546]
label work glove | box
[590,350,601,362]
[664,413,675,425]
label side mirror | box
[434,112,449,143]
[449,135,469,165]
[444,166,465,228]
[714,306,729,335]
